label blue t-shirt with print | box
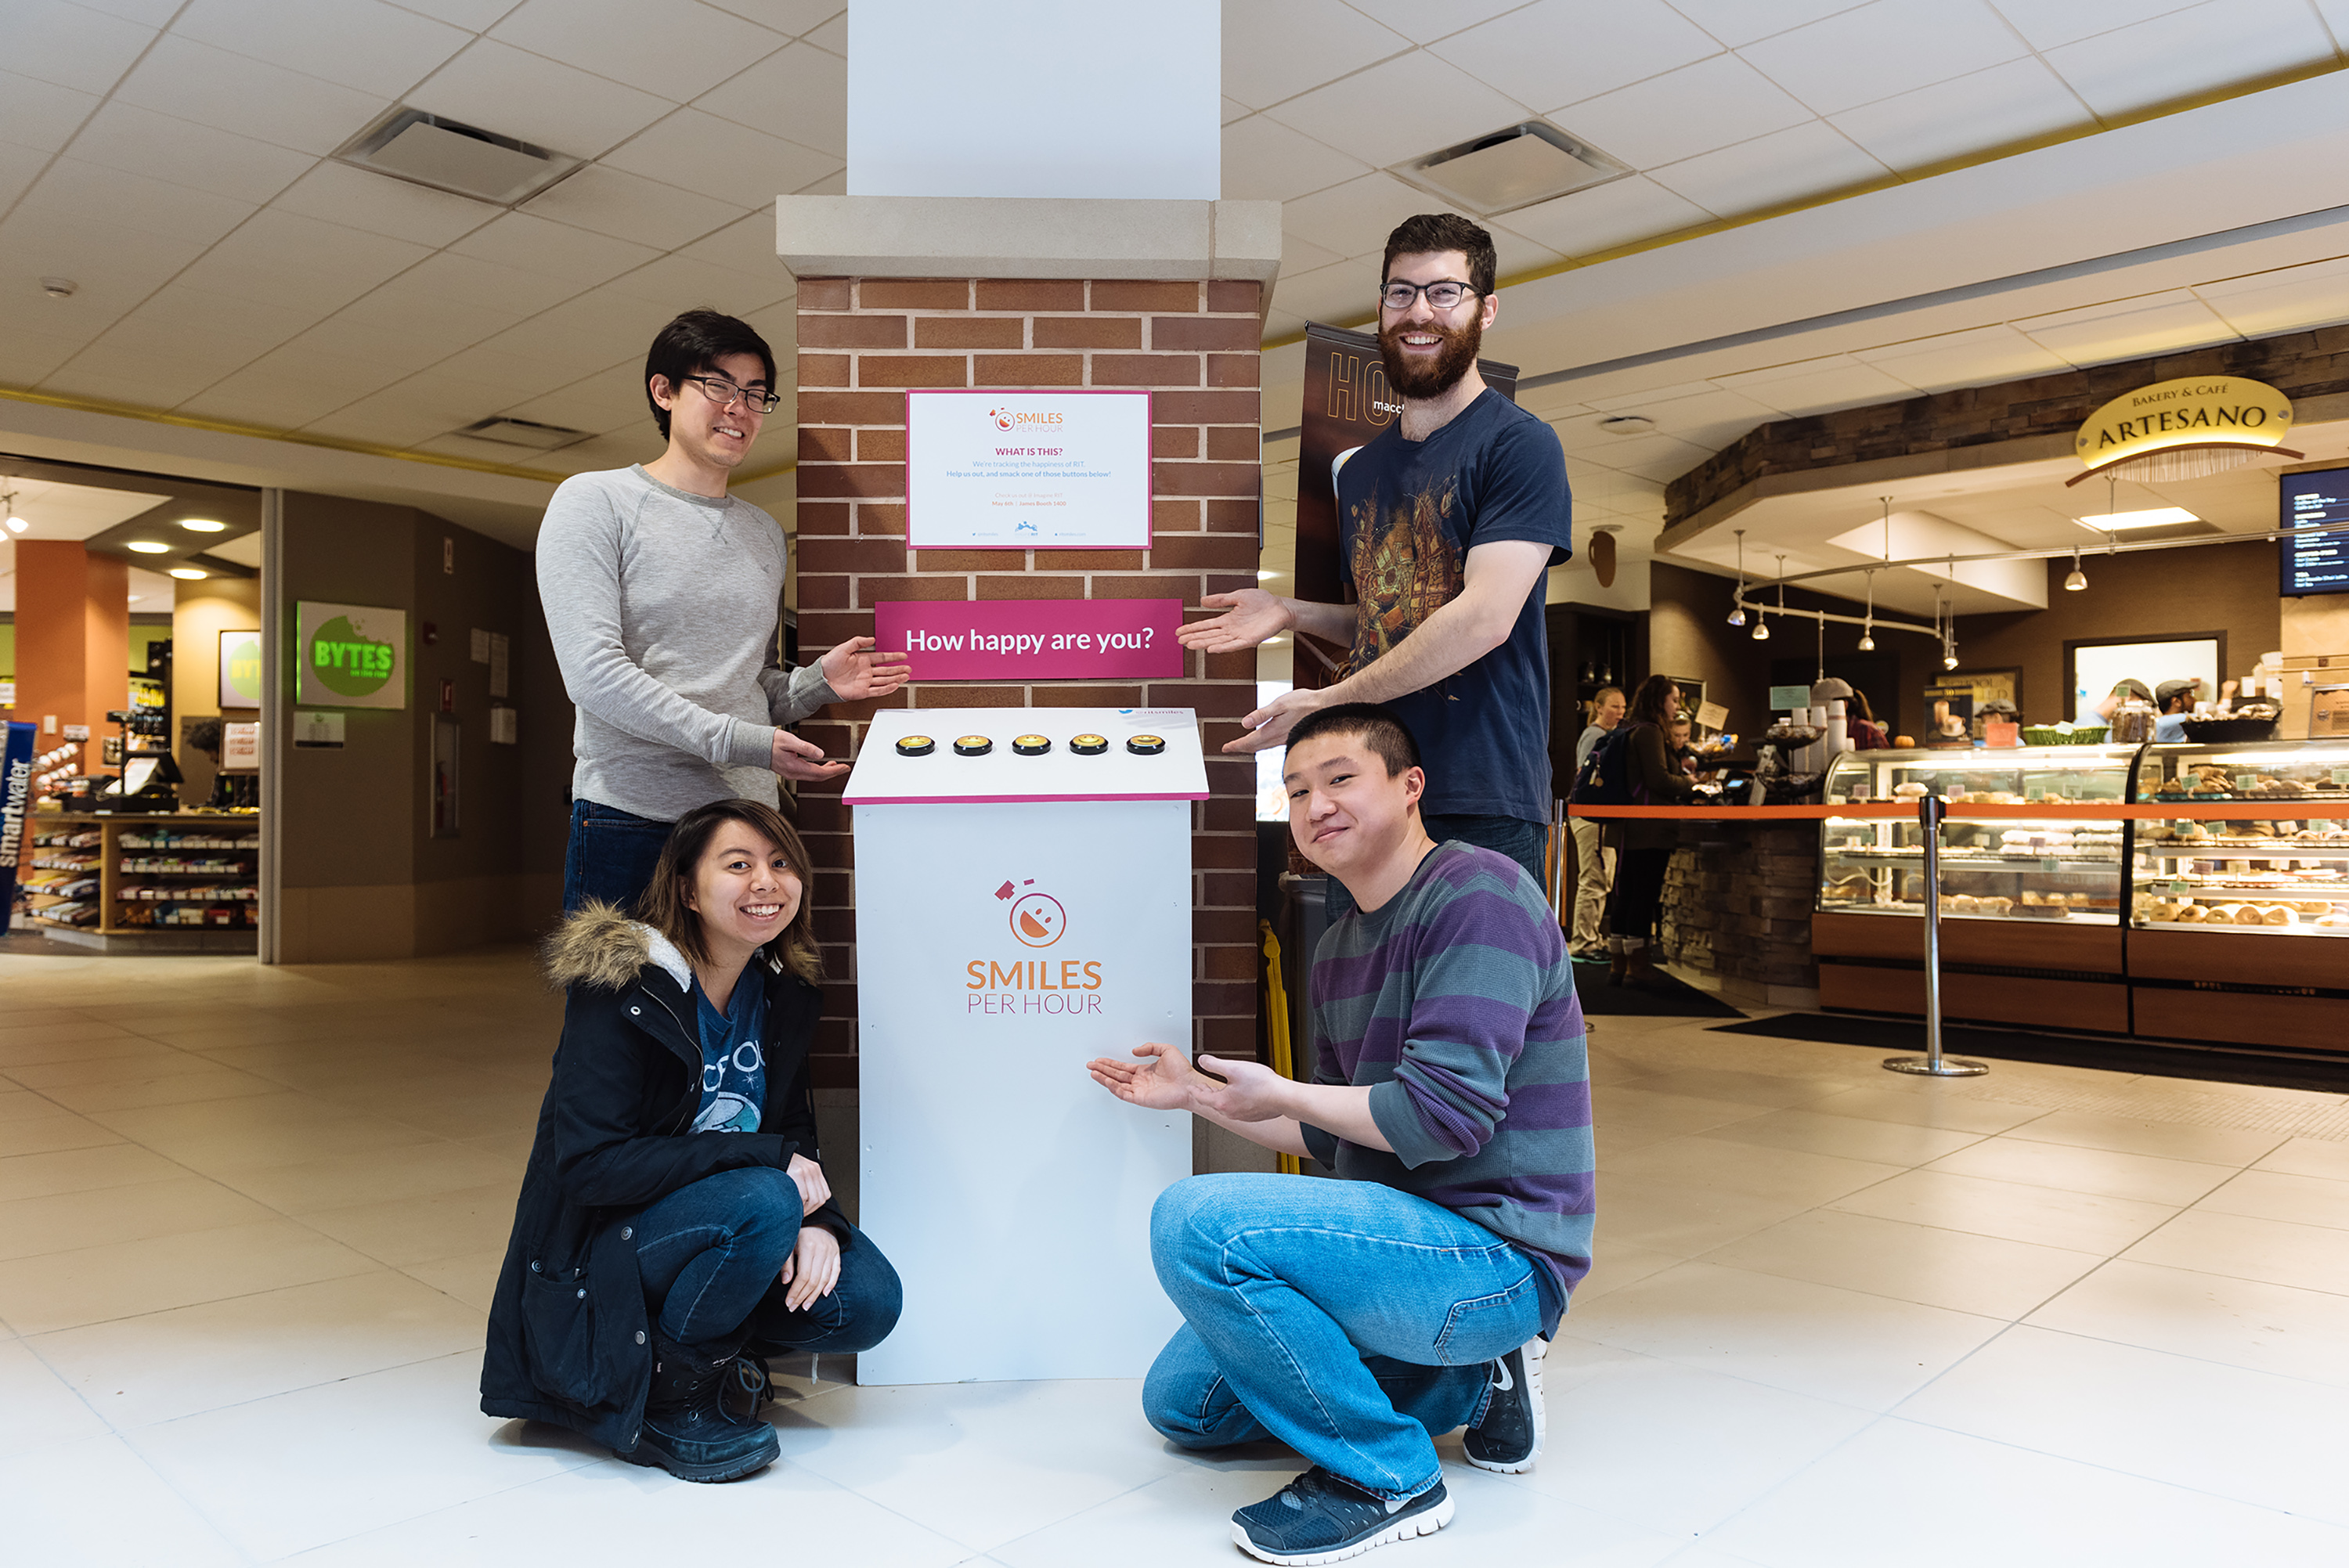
[691,973,767,1134]
[1336,387,1572,824]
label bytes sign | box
[294,601,408,710]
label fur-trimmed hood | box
[543,901,702,993]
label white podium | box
[843,707,1207,1384]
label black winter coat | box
[479,907,848,1454]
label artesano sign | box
[2073,376,2295,479]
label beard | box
[1378,311,1483,400]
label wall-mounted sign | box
[907,389,1152,550]
[2071,376,2298,485]
[218,629,262,709]
[295,601,406,709]
[222,721,259,771]
[876,598,1183,680]
[292,709,346,748]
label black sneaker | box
[1462,1336,1545,1474]
[1230,1467,1452,1565]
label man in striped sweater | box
[1088,703,1593,1565]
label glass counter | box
[1817,745,2138,925]
[2128,740,2349,936]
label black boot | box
[622,1332,781,1483]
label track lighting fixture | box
[2065,546,2087,592]
[1751,616,1770,641]
[1728,528,1748,625]
[1857,569,1876,651]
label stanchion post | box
[1549,797,1568,917]
[1883,792,1988,1078]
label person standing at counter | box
[540,308,910,914]
[1088,703,1589,1565]
[1567,686,1624,959]
[2156,679,2203,742]
[1176,214,1571,899]
[1606,676,1696,989]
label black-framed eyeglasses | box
[1379,279,1480,312]
[680,374,781,414]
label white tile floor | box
[4,946,2348,1566]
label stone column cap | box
[776,196,1281,285]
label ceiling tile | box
[0,1,156,96]
[0,324,83,387]
[78,0,184,20]
[1830,58,2091,173]
[601,251,796,315]
[801,10,843,52]
[2196,255,2349,337]
[1432,0,1723,114]
[1281,229,1346,278]
[1853,323,2073,391]
[792,165,845,196]
[1269,255,1383,329]
[703,0,840,34]
[286,310,501,373]
[298,401,488,448]
[43,347,236,409]
[1221,0,1409,110]
[115,282,331,348]
[1283,172,1465,261]
[532,431,661,473]
[2013,289,2241,364]
[86,304,304,370]
[446,211,665,286]
[1647,120,1886,219]
[0,70,101,154]
[1492,175,1712,258]
[1986,0,2206,51]
[269,160,498,246]
[2043,0,2338,120]
[114,34,390,155]
[1713,353,1920,416]
[1665,0,1876,48]
[1223,96,1252,126]
[1578,429,1721,482]
[172,208,435,313]
[1221,115,1370,204]
[13,157,258,247]
[520,163,747,243]
[171,0,473,96]
[374,249,583,319]
[1555,52,1816,168]
[1340,0,1525,45]
[695,40,844,157]
[1741,0,2029,117]
[0,211,206,325]
[176,355,411,430]
[65,102,317,204]
[503,362,657,431]
[1266,50,1531,171]
[1589,385,1783,448]
[490,0,787,103]
[0,142,48,211]
[406,38,675,159]
[378,0,518,27]
[674,209,799,284]
[601,108,837,206]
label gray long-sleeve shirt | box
[536,465,835,822]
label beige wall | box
[171,577,262,806]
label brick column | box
[792,276,1264,1087]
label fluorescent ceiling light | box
[179,518,227,532]
[2076,507,2199,532]
[126,540,170,553]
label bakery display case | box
[2127,740,2349,1056]
[1813,745,2138,1030]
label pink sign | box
[875,599,1184,681]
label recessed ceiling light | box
[179,517,227,532]
[1597,415,1654,435]
[2075,507,2199,532]
[126,540,170,553]
[168,568,208,580]
[39,276,76,299]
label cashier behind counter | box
[2154,679,2203,743]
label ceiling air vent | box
[456,416,591,451]
[336,108,580,206]
[1395,121,1631,217]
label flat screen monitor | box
[2280,465,2349,596]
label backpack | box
[1571,725,1636,806]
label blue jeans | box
[1326,813,1548,918]
[630,1166,901,1353]
[1144,1173,1546,1501]
[562,798,674,915]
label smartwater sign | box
[295,602,407,709]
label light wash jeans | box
[1143,1173,1547,1501]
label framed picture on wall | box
[1925,668,2021,741]
[218,629,262,709]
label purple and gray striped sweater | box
[1301,842,1594,1302]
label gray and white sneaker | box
[1462,1335,1545,1473]
[1230,1467,1452,1565]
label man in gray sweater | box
[539,308,907,912]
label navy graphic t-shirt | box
[690,972,767,1134]
[1336,388,1572,824]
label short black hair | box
[1383,213,1497,298]
[644,308,777,440]
[1285,702,1421,779]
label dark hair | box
[1628,675,1678,729]
[1383,213,1496,298]
[635,798,821,984]
[1846,689,1875,724]
[1284,701,1422,779]
[644,308,777,441]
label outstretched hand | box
[1087,1040,1213,1112]
[1190,1054,1295,1123]
[1176,589,1293,654]
[771,728,847,781]
[1223,686,1329,754]
[819,636,911,701]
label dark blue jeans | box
[630,1166,901,1353]
[562,798,674,915]
[1326,813,1549,918]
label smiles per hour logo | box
[990,406,1016,431]
[994,878,1066,947]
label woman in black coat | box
[481,798,900,1483]
[1606,675,1696,988]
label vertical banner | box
[1294,323,1518,689]
[1,720,34,926]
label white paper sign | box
[222,722,260,771]
[907,389,1153,550]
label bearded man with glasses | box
[539,308,908,914]
[1178,214,1571,903]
